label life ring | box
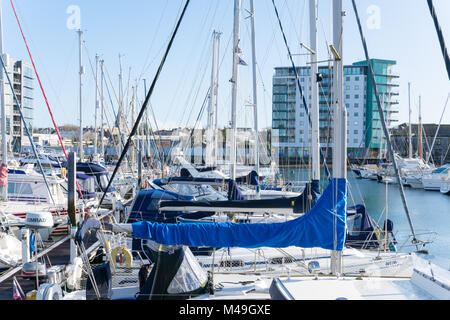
[111,246,133,268]
[36,283,63,300]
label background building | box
[2,53,34,154]
[391,123,450,165]
[272,59,399,164]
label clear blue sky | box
[3,0,449,130]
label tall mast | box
[419,95,423,159]
[230,0,241,180]
[249,0,259,174]
[310,0,320,185]
[408,82,412,158]
[77,29,84,161]
[214,35,221,167]
[206,31,219,167]
[100,59,105,160]
[131,85,136,169]
[331,0,346,275]
[0,0,7,201]
[94,54,99,161]
[118,54,124,135]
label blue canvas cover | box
[235,170,259,186]
[132,178,347,251]
[346,204,379,249]
[227,180,247,200]
[128,189,194,223]
[127,189,215,224]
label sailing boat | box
[56,0,416,301]
[270,0,449,300]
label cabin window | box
[8,182,33,195]
[347,214,362,236]
[167,248,208,294]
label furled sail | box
[131,178,347,251]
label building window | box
[354,130,358,134]
[355,85,359,90]
[354,103,359,108]
[354,94,359,99]
[354,112,359,117]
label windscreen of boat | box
[78,177,96,193]
[98,173,114,192]
[166,247,208,294]
[163,183,226,201]
[432,167,449,174]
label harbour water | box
[280,168,450,262]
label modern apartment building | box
[2,54,34,154]
[272,59,399,163]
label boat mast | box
[0,0,7,201]
[331,0,346,275]
[206,31,219,168]
[230,0,241,180]
[131,85,136,169]
[100,59,105,160]
[249,0,259,174]
[214,35,221,168]
[94,54,99,161]
[419,95,423,160]
[77,29,84,161]
[310,0,320,186]
[408,82,413,159]
[351,0,419,248]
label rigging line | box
[426,0,450,82]
[143,111,164,167]
[180,89,210,157]
[442,141,450,164]
[176,43,211,132]
[263,0,288,67]
[9,0,67,159]
[283,0,304,46]
[103,63,141,162]
[0,54,55,205]
[162,88,210,194]
[351,0,419,246]
[98,0,191,209]
[147,102,166,168]
[421,126,433,165]
[427,90,450,164]
[103,67,136,172]
[139,0,186,82]
[9,0,88,201]
[166,23,214,129]
[137,0,170,83]
[270,0,330,181]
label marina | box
[0,0,449,304]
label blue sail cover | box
[132,178,347,251]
